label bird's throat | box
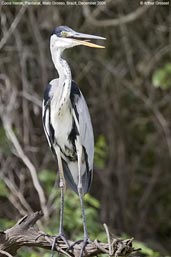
[52,50,71,80]
[51,49,72,112]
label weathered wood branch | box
[0,211,139,257]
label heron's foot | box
[68,237,91,257]
[51,233,70,257]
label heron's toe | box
[50,233,70,257]
[68,237,91,257]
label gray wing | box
[42,82,56,156]
[69,81,94,193]
[75,92,94,171]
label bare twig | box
[0,6,27,50]
[104,223,113,256]
[20,91,42,108]
[0,75,49,220]
[0,251,13,257]
[2,118,49,221]
[83,5,150,27]
[2,174,33,215]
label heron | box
[42,26,105,256]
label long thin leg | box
[56,147,65,235]
[51,147,69,257]
[76,140,89,256]
[70,109,90,256]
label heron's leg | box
[77,184,90,257]
[56,147,65,235]
[50,147,69,257]
[75,141,89,256]
[77,146,88,239]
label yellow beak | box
[75,39,105,48]
[68,30,106,48]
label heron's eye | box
[61,31,68,37]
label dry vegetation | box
[0,1,170,256]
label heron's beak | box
[67,31,106,48]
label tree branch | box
[0,6,27,50]
[82,5,150,27]
[0,211,139,257]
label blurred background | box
[0,1,170,256]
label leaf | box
[0,181,9,197]
[94,135,107,169]
[133,240,160,257]
[152,63,171,90]
[0,128,11,155]
[84,194,100,208]
[38,169,56,194]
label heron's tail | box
[62,160,92,195]
[62,160,78,194]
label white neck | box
[51,48,71,81]
[50,47,72,111]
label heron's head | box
[50,26,106,52]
